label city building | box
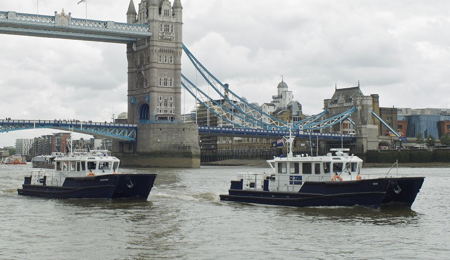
[323,84,403,151]
[438,121,450,137]
[15,139,33,156]
[30,135,53,157]
[51,133,71,153]
[181,110,197,124]
[262,80,303,123]
[397,108,450,139]
[0,148,10,159]
[379,107,398,137]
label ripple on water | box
[0,166,449,259]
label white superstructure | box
[240,132,363,193]
[29,150,121,187]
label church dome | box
[277,81,288,89]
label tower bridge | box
[0,0,398,167]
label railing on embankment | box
[362,149,450,164]
[201,149,281,163]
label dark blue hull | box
[382,177,425,207]
[18,174,157,200]
[220,177,424,208]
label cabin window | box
[323,162,331,174]
[302,163,312,174]
[113,162,119,172]
[278,163,287,174]
[87,161,97,170]
[315,163,321,174]
[290,163,298,174]
[81,162,86,171]
[294,163,300,174]
[56,162,62,171]
[282,163,287,174]
[76,162,81,172]
[99,162,110,171]
[351,163,358,172]
[63,162,68,171]
[333,163,343,173]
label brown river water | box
[0,165,449,260]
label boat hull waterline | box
[220,177,424,208]
[18,174,157,200]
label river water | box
[0,164,449,260]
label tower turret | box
[173,0,182,22]
[147,0,160,21]
[127,0,137,23]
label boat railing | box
[385,160,399,177]
[239,172,269,190]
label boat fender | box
[332,175,343,181]
[394,185,402,194]
[356,175,362,181]
[87,172,95,177]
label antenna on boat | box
[69,128,73,155]
[284,124,295,158]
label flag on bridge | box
[272,139,285,148]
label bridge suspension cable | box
[182,44,289,129]
[302,107,357,131]
[181,75,247,128]
[181,44,357,132]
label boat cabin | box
[241,149,363,192]
[55,150,120,176]
[26,150,121,187]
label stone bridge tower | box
[114,0,200,168]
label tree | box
[441,134,450,146]
[416,133,424,144]
[7,147,16,155]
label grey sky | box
[1,0,449,146]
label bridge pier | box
[113,123,200,168]
[356,125,379,153]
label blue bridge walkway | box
[0,119,137,141]
[198,126,356,141]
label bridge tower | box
[114,0,200,168]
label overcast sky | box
[1,0,449,146]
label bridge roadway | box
[0,11,151,43]
[0,120,356,142]
[198,126,356,141]
[0,119,138,141]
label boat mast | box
[285,126,295,158]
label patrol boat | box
[220,132,424,208]
[18,150,156,200]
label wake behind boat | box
[18,150,156,200]
[220,132,424,209]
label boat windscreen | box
[87,161,97,170]
[113,162,119,172]
[99,162,110,172]
[333,163,343,173]
[351,162,358,172]
[323,162,331,174]
[81,162,86,171]
[302,163,312,174]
